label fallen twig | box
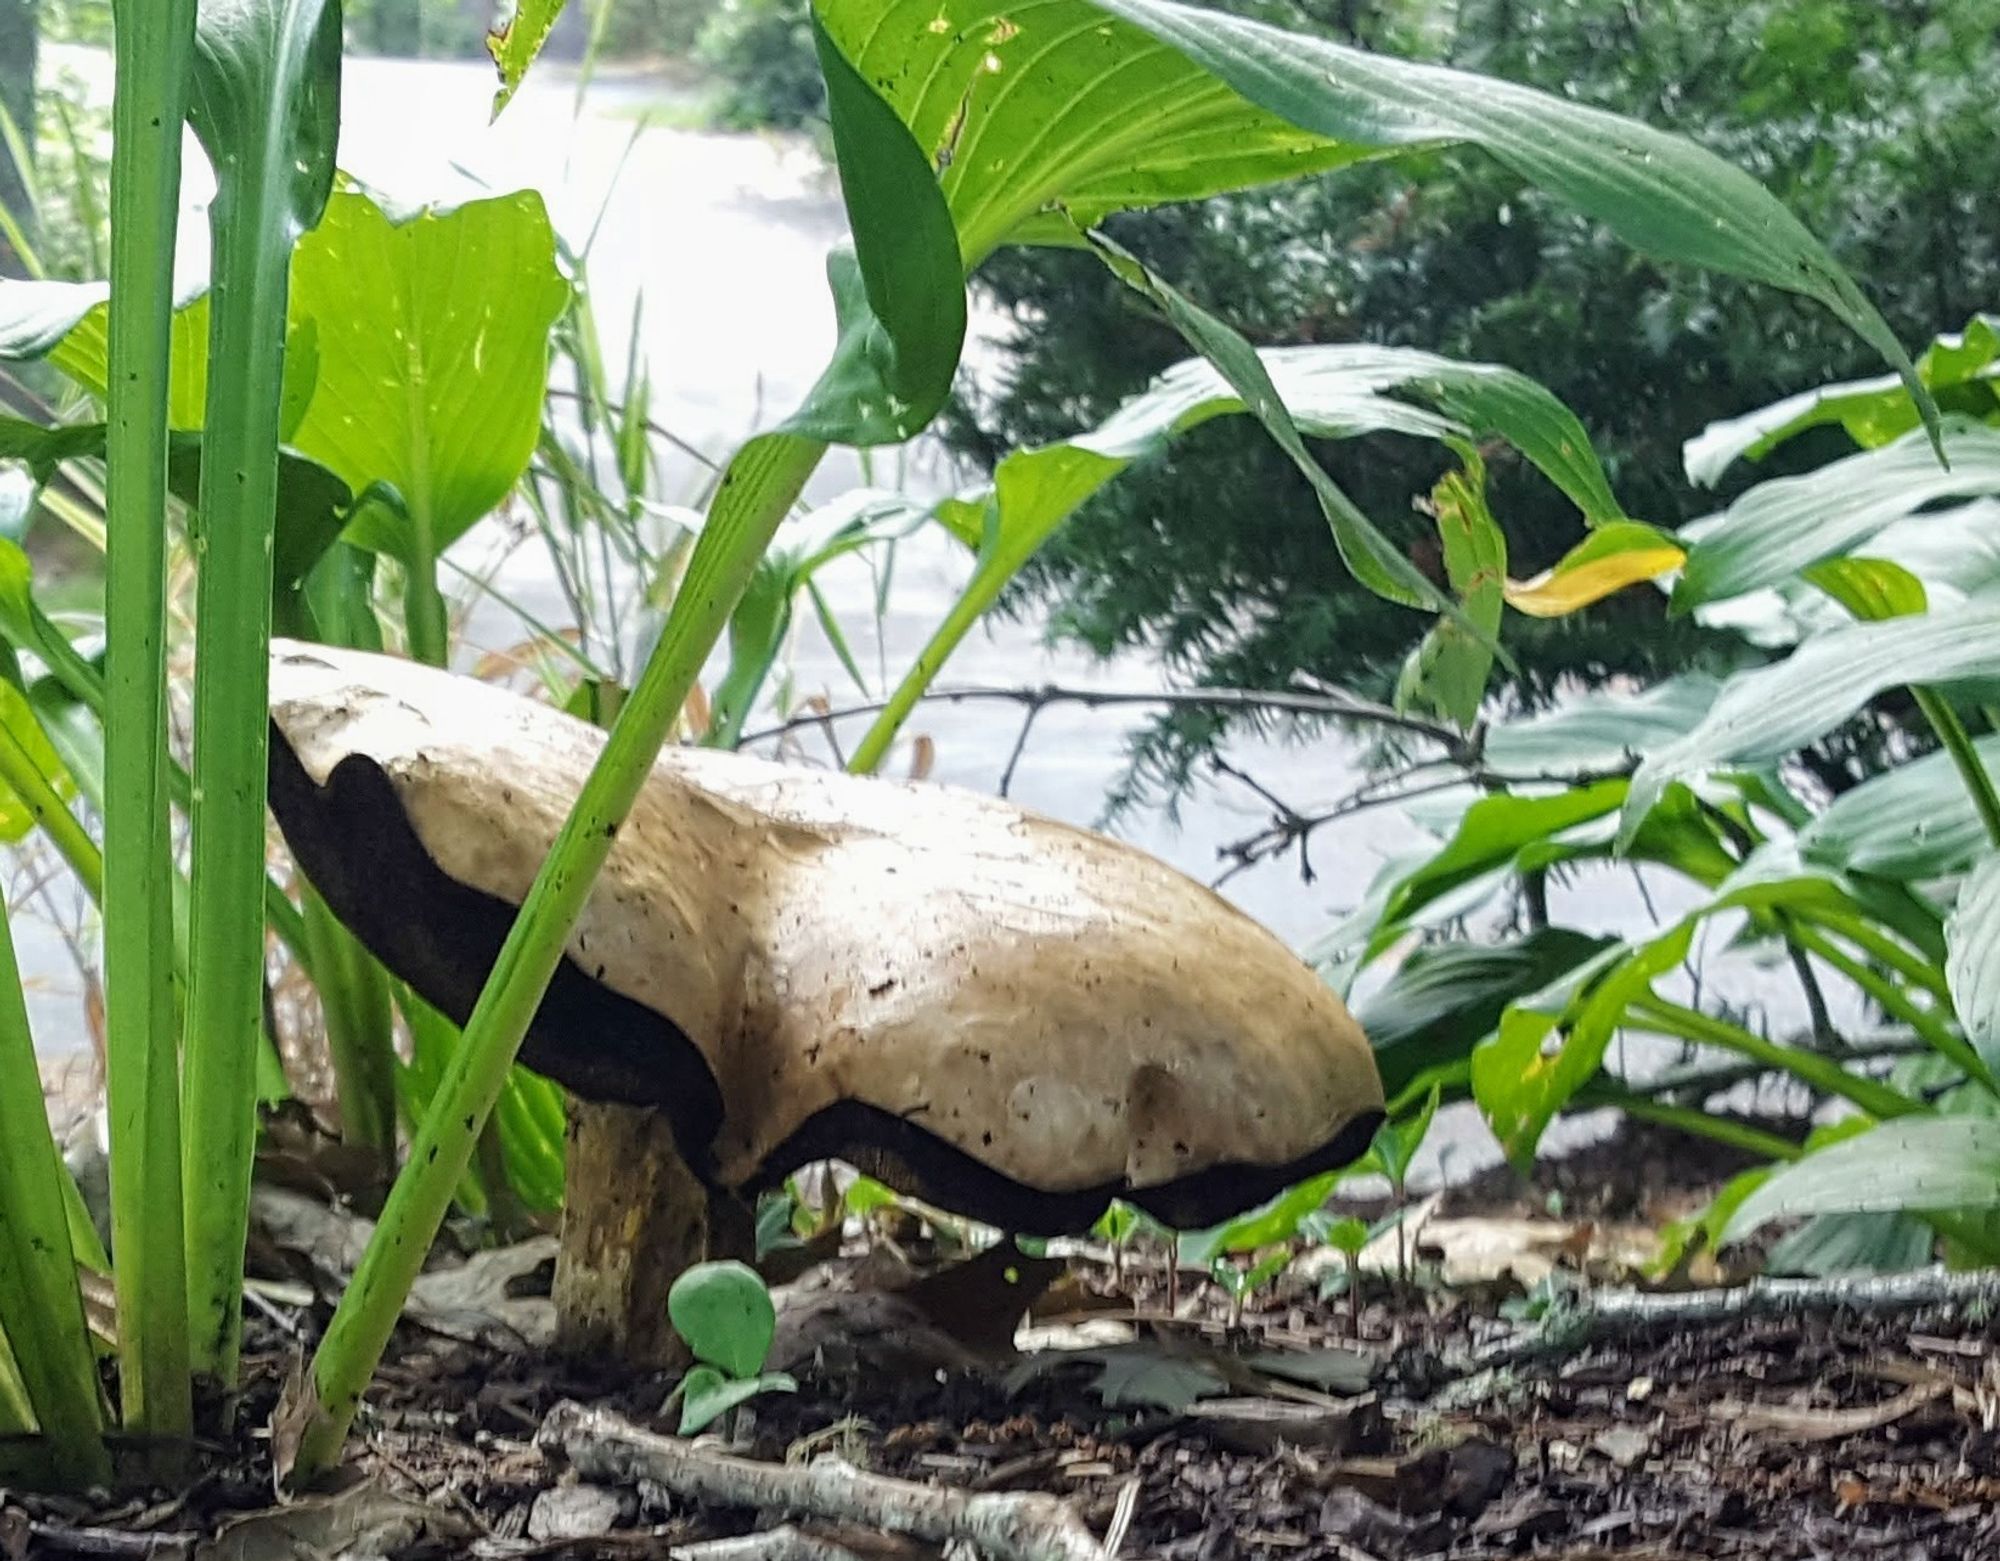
[671,1526,871,1561]
[1466,1265,2000,1375]
[540,1402,1103,1561]
[24,1524,191,1559]
[1097,1480,1140,1559]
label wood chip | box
[1187,1395,1381,1456]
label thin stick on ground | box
[672,1527,870,1561]
[1468,1265,2000,1373]
[540,1403,1104,1561]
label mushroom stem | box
[554,1100,750,1368]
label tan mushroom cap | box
[268,640,1383,1228]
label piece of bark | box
[540,1402,1102,1561]
[1186,1394,1381,1455]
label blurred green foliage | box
[694,0,824,130]
[928,0,2000,802]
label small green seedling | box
[1208,1249,1293,1327]
[1307,1210,1404,1334]
[1369,1084,1441,1284]
[666,1260,797,1435]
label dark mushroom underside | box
[269,726,1383,1233]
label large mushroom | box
[267,641,1383,1358]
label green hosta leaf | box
[816,0,1373,269]
[668,11,968,770]
[859,284,1608,763]
[1401,463,1505,728]
[1091,236,1460,620]
[1177,1171,1341,1267]
[6,288,320,442]
[1481,674,1721,777]
[678,1364,797,1436]
[1308,841,1470,993]
[1709,840,1946,962]
[286,188,570,565]
[15,287,203,427]
[1209,1249,1292,1300]
[1356,928,1614,1102]
[1472,847,1942,1168]
[492,1065,566,1213]
[0,541,99,702]
[1673,421,2000,611]
[1804,557,1928,622]
[1722,1118,2000,1243]
[1624,599,2000,846]
[1382,781,1630,929]
[1800,736,2000,882]
[936,340,1616,581]
[1473,928,1690,1173]
[788,11,966,446]
[486,0,566,114]
[1687,314,2000,486]
[1653,1166,1770,1277]
[26,673,103,818]
[1690,501,2000,651]
[0,416,111,478]
[1086,0,1932,432]
[189,0,342,244]
[1947,853,2000,1081]
[1764,1212,1937,1278]
[668,1260,777,1379]
[1336,783,1734,991]
[0,418,353,602]
[0,677,77,843]
[0,278,107,359]
[1308,1214,1373,1257]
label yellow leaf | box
[1504,540,1680,620]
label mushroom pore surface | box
[267,641,1384,1232]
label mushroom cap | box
[268,640,1383,1231]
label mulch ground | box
[8,1127,1999,1561]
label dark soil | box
[10,1265,1999,1559]
[7,1123,1996,1561]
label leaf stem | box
[102,0,196,1446]
[1627,994,1923,1120]
[0,720,103,901]
[847,554,1013,774]
[288,431,827,1485]
[1785,922,1996,1092]
[180,0,340,1385]
[1587,1086,1805,1163]
[1914,687,2000,850]
[0,903,110,1486]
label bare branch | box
[542,1404,1104,1561]
[1463,1266,2000,1377]
[998,702,1042,798]
[734,683,1471,755]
